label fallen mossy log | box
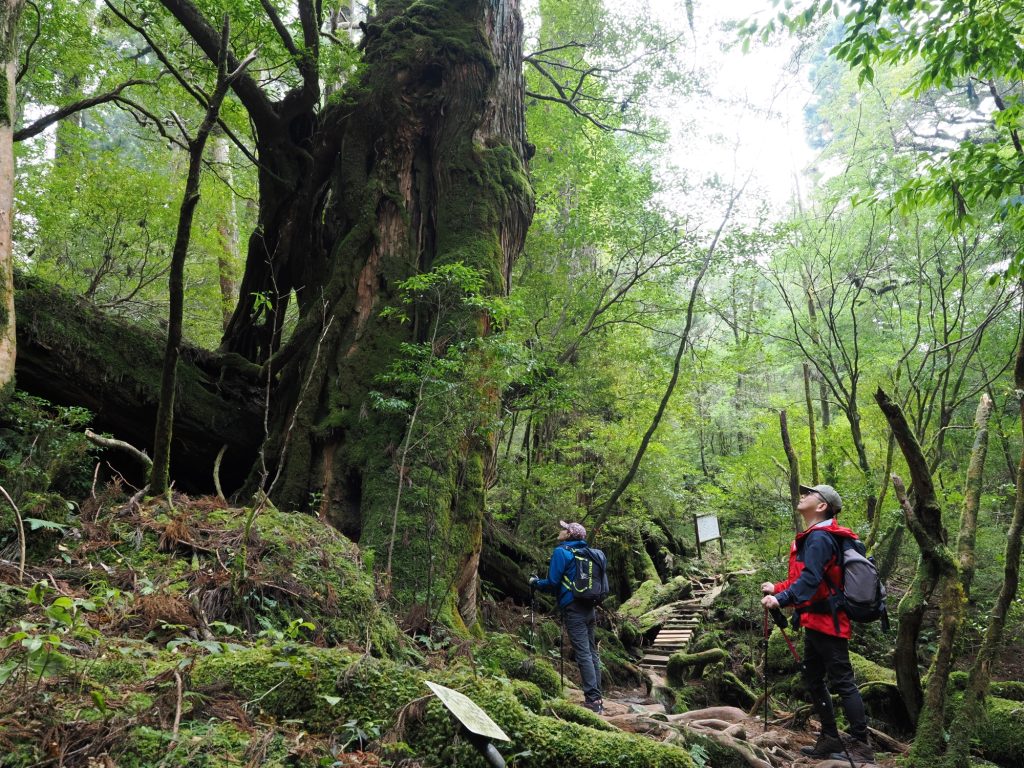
[14,274,262,493]
[667,648,729,685]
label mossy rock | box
[991,680,1024,702]
[948,694,1024,767]
[475,632,561,696]
[619,579,661,619]
[510,679,545,711]
[596,627,642,688]
[192,645,416,732]
[767,627,801,673]
[618,576,695,624]
[849,652,895,684]
[118,722,298,768]
[96,502,401,654]
[543,698,617,731]
[193,644,693,767]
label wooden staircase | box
[639,576,721,676]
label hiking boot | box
[799,732,844,757]
[831,738,875,764]
[582,698,605,715]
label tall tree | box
[136,0,534,625]
[0,0,25,401]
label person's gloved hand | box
[528,575,539,589]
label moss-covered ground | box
[0,490,693,767]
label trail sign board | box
[694,514,724,558]
[425,681,510,742]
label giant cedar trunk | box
[221,0,532,628]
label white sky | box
[648,0,819,219]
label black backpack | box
[561,545,609,605]
[819,534,890,631]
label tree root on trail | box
[604,704,908,767]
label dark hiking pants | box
[802,628,868,742]
[563,601,602,703]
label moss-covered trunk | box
[0,0,24,403]
[219,0,532,630]
[944,340,1024,768]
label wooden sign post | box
[693,513,725,558]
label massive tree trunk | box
[0,0,24,402]
[208,0,532,628]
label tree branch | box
[15,0,40,84]
[156,0,279,133]
[14,80,153,142]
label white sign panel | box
[425,681,510,742]
[696,514,721,544]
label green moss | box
[119,722,295,768]
[192,644,692,767]
[543,698,617,731]
[766,627,801,673]
[667,648,728,686]
[619,579,661,619]
[849,652,896,684]
[475,632,561,696]
[92,502,401,654]
[510,679,545,711]
[947,694,1024,766]
[991,680,1024,701]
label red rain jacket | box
[773,520,859,639]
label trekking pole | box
[762,607,770,732]
[559,613,565,691]
[529,584,536,649]
[769,606,801,665]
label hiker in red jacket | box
[761,484,874,764]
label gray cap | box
[799,484,843,514]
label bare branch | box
[14,79,153,142]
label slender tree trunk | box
[957,395,993,600]
[848,404,877,522]
[803,362,819,485]
[0,0,25,402]
[212,132,238,330]
[592,180,746,528]
[151,23,251,495]
[780,409,801,533]
[945,332,1024,768]
[867,430,896,550]
[878,386,961,761]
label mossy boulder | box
[948,694,1024,767]
[93,501,400,654]
[475,632,561,696]
[767,627,801,673]
[119,722,298,768]
[193,643,693,767]
[620,579,661,619]
[849,652,896,684]
[991,680,1024,702]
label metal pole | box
[693,515,702,559]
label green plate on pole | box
[424,681,510,742]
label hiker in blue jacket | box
[530,520,604,713]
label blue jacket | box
[535,540,586,608]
